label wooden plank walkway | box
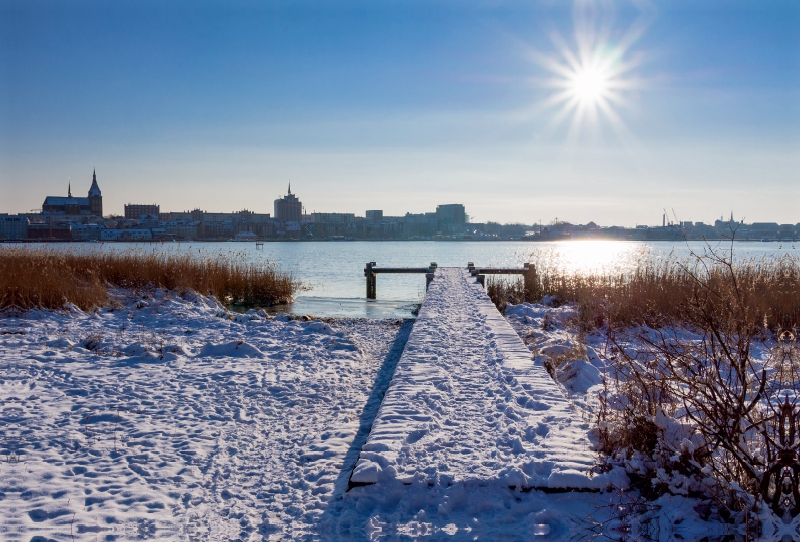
[350,267,600,490]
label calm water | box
[15,240,800,318]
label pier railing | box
[363,262,437,299]
[363,262,537,300]
[468,261,537,292]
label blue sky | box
[1,0,798,225]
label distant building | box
[235,230,258,241]
[41,169,103,217]
[100,228,153,241]
[365,210,383,223]
[71,223,103,241]
[310,212,355,224]
[165,221,200,240]
[274,184,302,222]
[162,209,205,223]
[125,204,160,220]
[151,227,168,240]
[27,222,72,240]
[0,215,29,240]
[436,204,466,225]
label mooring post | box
[365,262,377,299]
[476,274,485,287]
[467,261,475,271]
[425,262,437,291]
[523,262,536,302]
[426,272,434,290]
[370,261,377,298]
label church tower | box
[88,168,103,217]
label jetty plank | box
[351,267,599,489]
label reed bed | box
[489,248,800,331]
[0,246,298,311]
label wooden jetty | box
[350,265,600,491]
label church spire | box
[288,181,291,195]
[68,181,71,197]
[88,168,102,197]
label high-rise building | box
[274,183,303,222]
[436,204,466,225]
[366,210,383,223]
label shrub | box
[594,246,800,523]
[492,241,800,523]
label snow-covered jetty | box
[351,267,601,490]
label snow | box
[353,268,601,490]
[0,278,738,540]
[504,301,608,412]
[0,290,412,539]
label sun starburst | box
[526,5,651,143]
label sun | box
[570,65,610,105]
[525,7,650,141]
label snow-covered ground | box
[503,301,608,414]
[0,283,734,541]
[0,291,414,540]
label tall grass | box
[489,248,800,331]
[0,247,298,311]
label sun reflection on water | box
[526,240,652,276]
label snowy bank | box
[0,290,410,539]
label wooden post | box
[365,262,371,298]
[365,262,377,299]
[523,262,537,302]
[467,261,475,271]
[371,262,377,299]
[476,274,485,288]
[426,262,437,291]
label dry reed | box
[0,246,298,311]
[488,247,800,332]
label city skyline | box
[2,1,798,226]
[12,169,790,229]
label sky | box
[1,0,798,226]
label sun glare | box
[570,65,609,104]
[527,7,650,142]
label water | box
[11,240,799,318]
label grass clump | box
[488,246,800,332]
[0,246,298,311]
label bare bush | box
[596,243,800,523]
